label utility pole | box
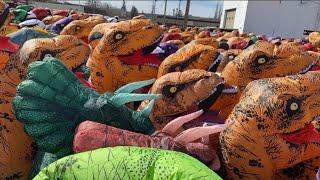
[151,0,157,21]
[178,0,181,16]
[163,0,167,24]
[184,0,191,28]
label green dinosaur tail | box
[13,57,159,157]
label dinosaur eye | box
[254,55,269,66]
[257,57,266,64]
[228,55,234,60]
[290,102,299,111]
[285,98,302,117]
[115,32,124,40]
[163,85,184,98]
[170,86,177,93]
[75,26,81,30]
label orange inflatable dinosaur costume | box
[220,71,320,179]
[60,15,106,43]
[211,41,319,119]
[0,35,90,178]
[87,18,164,92]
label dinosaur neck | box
[219,118,274,179]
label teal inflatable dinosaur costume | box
[13,57,160,157]
[34,146,221,180]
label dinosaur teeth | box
[145,63,159,67]
[299,61,317,74]
[222,85,238,94]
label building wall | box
[220,1,249,32]
[244,0,320,38]
[29,1,84,12]
[155,16,220,27]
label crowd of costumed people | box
[1,0,320,179]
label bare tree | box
[214,3,219,20]
[130,6,139,18]
[120,0,127,17]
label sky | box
[67,1,223,18]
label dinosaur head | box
[139,69,225,130]
[87,18,165,92]
[222,42,318,91]
[211,41,319,119]
[60,16,106,43]
[88,22,117,49]
[90,18,163,57]
[189,38,219,48]
[222,72,320,177]
[19,35,90,70]
[309,32,320,48]
[157,43,221,77]
[42,15,65,25]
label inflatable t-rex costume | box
[60,15,106,43]
[157,43,221,77]
[87,18,165,92]
[211,41,319,118]
[220,71,320,179]
[0,35,90,178]
[35,146,221,179]
[42,15,65,25]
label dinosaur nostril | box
[145,26,153,29]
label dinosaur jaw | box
[208,53,223,72]
[160,82,226,128]
[118,34,164,68]
[299,60,320,74]
[281,123,320,145]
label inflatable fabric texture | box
[34,146,221,180]
[28,151,58,179]
[13,57,159,157]
[42,15,64,25]
[8,28,55,46]
[31,8,50,21]
[0,36,19,69]
[19,19,46,28]
[12,9,28,23]
[16,5,33,12]
[0,50,10,69]
[50,16,73,34]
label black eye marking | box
[89,32,103,43]
[168,52,202,73]
[75,25,81,31]
[254,54,269,66]
[228,53,235,60]
[285,97,302,117]
[162,84,185,98]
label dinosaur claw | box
[110,93,160,107]
[115,78,156,94]
[162,109,204,136]
[174,124,227,145]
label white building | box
[220,0,320,38]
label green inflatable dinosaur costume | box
[34,146,221,180]
[13,57,160,157]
